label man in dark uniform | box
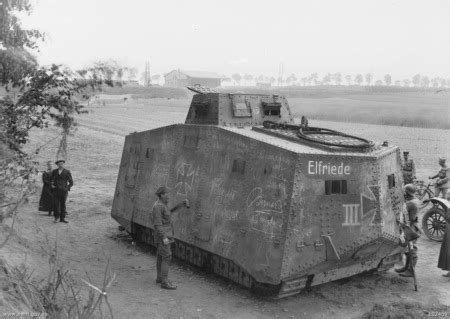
[395,183,421,277]
[51,160,73,223]
[401,152,416,184]
[152,186,189,289]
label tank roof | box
[221,126,397,157]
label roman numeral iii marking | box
[342,204,361,226]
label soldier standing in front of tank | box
[152,186,189,290]
[429,157,449,199]
[395,184,421,277]
[401,151,416,185]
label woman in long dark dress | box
[38,161,54,216]
[438,212,450,277]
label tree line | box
[139,71,449,88]
[226,73,449,87]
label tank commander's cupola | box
[184,89,295,127]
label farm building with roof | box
[164,70,223,88]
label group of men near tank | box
[37,155,449,289]
[398,154,450,279]
[38,160,73,223]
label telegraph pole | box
[144,61,151,87]
[278,62,284,86]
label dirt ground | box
[1,101,449,318]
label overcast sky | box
[22,0,449,80]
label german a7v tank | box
[111,87,404,297]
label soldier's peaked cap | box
[155,186,168,196]
[403,151,409,155]
[55,159,65,164]
[439,157,446,163]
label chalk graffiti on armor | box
[249,210,282,236]
[153,163,170,186]
[308,161,350,175]
[175,163,196,196]
[246,187,282,211]
[210,178,237,206]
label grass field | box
[288,91,449,129]
[91,88,449,129]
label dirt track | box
[1,101,450,318]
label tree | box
[151,74,161,81]
[126,67,138,81]
[430,77,440,88]
[384,74,392,86]
[231,73,242,85]
[322,73,331,85]
[1,1,123,232]
[243,73,253,85]
[286,73,297,86]
[403,79,410,87]
[344,75,352,86]
[269,76,276,85]
[354,74,363,85]
[256,74,265,82]
[1,2,123,315]
[375,80,383,86]
[420,76,430,87]
[365,73,373,86]
[301,77,308,86]
[333,73,342,85]
[0,47,38,85]
[412,74,421,87]
[394,80,401,87]
[308,73,318,86]
[0,0,43,87]
[277,76,285,86]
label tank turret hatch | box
[185,93,294,127]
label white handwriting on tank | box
[175,162,196,196]
[210,178,237,206]
[153,163,170,186]
[249,211,282,236]
[308,161,350,175]
[246,187,282,211]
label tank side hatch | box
[185,93,295,127]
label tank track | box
[130,223,281,296]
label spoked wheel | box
[421,206,447,242]
[415,183,431,209]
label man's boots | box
[399,250,417,277]
[395,252,410,273]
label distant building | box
[164,70,223,88]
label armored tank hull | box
[111,92,404,297]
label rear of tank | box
[278,147,404,296]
